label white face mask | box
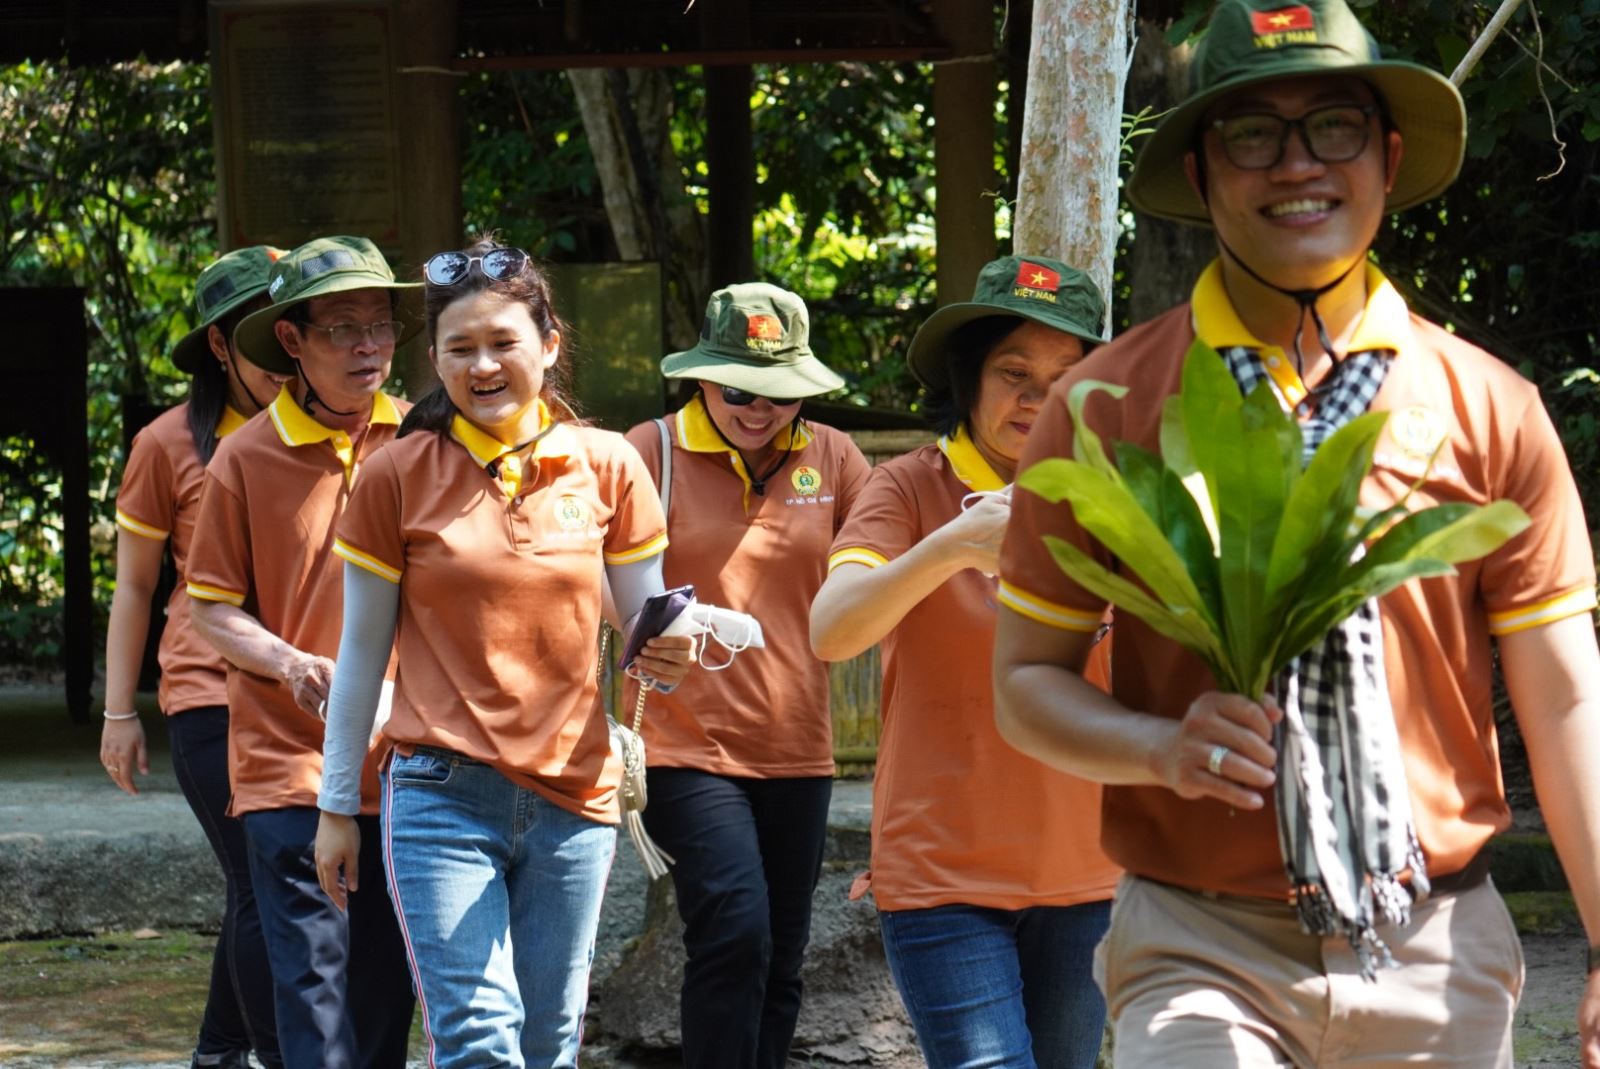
[660,599,766,671]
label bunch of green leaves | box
[1018,341,1530,700]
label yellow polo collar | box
[1190,259,1412,408]
[267,385,401,486]
[450,401,574,499]
[216,406,249,439]
[937,425,1005,492]
[676,393,815,510]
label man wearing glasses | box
[994,1,1600,1065]
[188,235,418,1068]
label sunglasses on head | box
[719,385,803,407]
[424,247,530,286]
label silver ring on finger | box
[1205,744,1230,777]
[106,765,120,774]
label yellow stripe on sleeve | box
[187,581,246,607]
[332,539,402,584]
[996,580,1103,632]
[1487,587,1598,636]
[115,509,169,541]
[604,531,670,566]
[828,547,888,573]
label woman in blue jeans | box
[811,257,1122,1069]
[313,242,692,1069]
[99,246,288,1069]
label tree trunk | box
[1125,17,1214,326]
[567,68,709,351]
[1013,0,1131,310]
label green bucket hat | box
[232,235,423,375]
[660,282,846,398]
[170,246,285,374]
[1128,0,1466,225]
[905,256,1106,391]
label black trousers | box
[166,705,281,1067]
[241,806,414,1069]
[642,768,833,1069]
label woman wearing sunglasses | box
[621,282,871,1069]
[810,257,1121,1069]
[101,246,291,1069]
[312,240,693,1069]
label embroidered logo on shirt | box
[1389,405,1447,462]
[555,495,589,531]
[791,465,822,496]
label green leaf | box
[1065,378,1128,478]
[1178,340,1244,524]
[1043,536,1231,682]
[1362,499,1530,569]
[1018,458,1213,626]
[1114,441,1224,629]
[1274,559,1459,673]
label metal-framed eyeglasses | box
[300,319,404,349]
[1210,104,1380,170]
[424,247,530,286]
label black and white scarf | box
[1221,345,1429,979]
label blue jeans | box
[382,748,617,1069]
[879,900,1112,1069]
[166,705,280,1067]
[640,769,833,1069]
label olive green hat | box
[906,256,1106,391]
[1128,0,1466,225]
[660,282,845,398]
[232,236,423,375]
[170,246,285,373]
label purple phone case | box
[619,584,695,672]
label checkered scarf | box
[1221,346,1429,979]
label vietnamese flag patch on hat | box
[1251,6,1315,35]
[748,314,784,340]
[1015,262,1061,293]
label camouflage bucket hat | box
[170,246,285,373]
[1128,0,1466,225]
[232,236,423,374]
[905,256,1106,391]
[660,282,846,399]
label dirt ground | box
[0,903,1588,1069]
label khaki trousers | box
[1096,874,1524,1067]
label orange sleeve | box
[186,459,252,608]
[623,420,665,494]
[997,378,1114,633]
[604,434,669,565]
[1479,390,1598,634]
[828,461,919,571]
[831,434,874,534]
[334,449,406,584]
[115,425,177,541]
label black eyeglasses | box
[720,385,803,407]
[301,319,403,348]
[1210,104,1379,170]
[424,247,530,286]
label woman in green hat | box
[620,282,872,1069]
[810,256,1120,1069]
[99,245,290,1069]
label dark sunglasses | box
[424,247,530,286]
[720,385,803,407]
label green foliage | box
[1,60,217,639]
[1018,342,1529,699]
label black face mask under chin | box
[293,358,360,419]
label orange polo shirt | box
[999,262,1598,899]
[187,386,407,817]
[828,429,1121,911]
[624,397,872,777]
[333,411,668,823]
[115,403,248,715]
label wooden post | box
[705,64,755,288]
[1013,0,1131,310]
[61,290,93,724]
[394,0,462,393]
[931,0,996,306]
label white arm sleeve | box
[318,564,399,815]
[606,553,668,630]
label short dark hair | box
[920,316,1024,437]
